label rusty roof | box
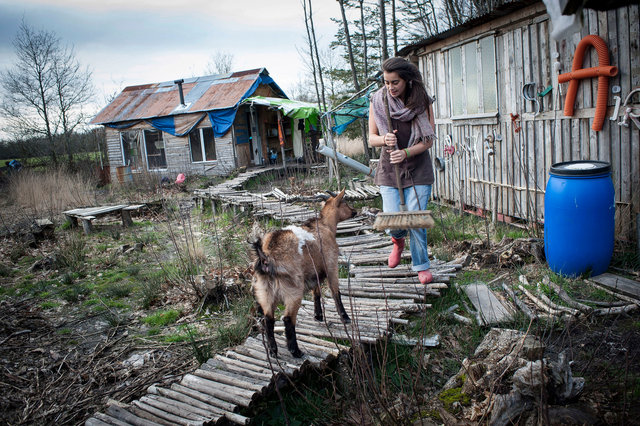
[90,68,285,125]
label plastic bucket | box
[544,160,615,277]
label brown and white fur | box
[251,189,356,358]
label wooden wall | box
[418,2,639,241]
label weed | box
[55,233,87,271]
[9,243,27,264]
[41,301,60,310]
[56,328,71,335]
[147,327,161,336]
[143,309,181,327]
[185,326,212,364]
[139,271,164,309]
[211,297,253,351]
[62,284,90,302]
[0,262,14,277]
[103,282,133,299]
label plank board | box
[590,273,640,299]
[463,282,514,325]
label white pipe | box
[316,144,375,177]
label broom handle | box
[383,89,406,208]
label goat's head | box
[322,188,357,221]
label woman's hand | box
[388,148,407,164]
[383,131,398,147]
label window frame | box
[447,35,498,120]
[119,130,143,171]
[189,126,217,163]
[143,128,167,170]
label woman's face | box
[383,71,407,99]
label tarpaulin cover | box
[243,96,319,131]
[330,91,372,135]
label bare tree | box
[0,20,93,166]
[52,44,94,165]
[302,0,328,111]
[379,0,389,61]
[204,51,235,75]
[338,0,370,160]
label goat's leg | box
[283,294,303,358]
[263,313,278,357]
[312,285,323,321]
[327,271,351,324]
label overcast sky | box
[0,0,340,121]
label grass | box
[142,309,181,327]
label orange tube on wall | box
[559,34,618,132]
[558,66,619,84]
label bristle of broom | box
[372,211,435,231]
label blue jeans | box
[379,185,432,271]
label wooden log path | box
[86,168,461,426]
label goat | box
[251,189,356,358]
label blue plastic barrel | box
[544,161,615,277]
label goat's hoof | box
[314,314,323,322]
[290,348,304,358]
[341,315,351,324]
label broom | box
[372,88,435,231]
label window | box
[189,127,216,162]
[449,36,497,117]
[120,130,143,170]
[143,129,167,169]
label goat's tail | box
[252,237,275,276]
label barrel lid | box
[550,160,611,176]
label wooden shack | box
[399,0,639,241]
[90,69,298,181]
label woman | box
[368,57,436,284]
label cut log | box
[170,383,236,413]
[502,283,537,321]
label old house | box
[90,68,305,182]
[398,0,639,241]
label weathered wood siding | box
[419,2,639,241]
[106,117,236,182]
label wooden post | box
[121,209,133,227]
[81,216,95,235]
[276,110,287,173]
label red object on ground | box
[175,173,186,184]
[559,34,618,132]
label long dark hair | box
[382,57,431,113]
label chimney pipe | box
[174,79,185,105]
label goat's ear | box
[335,188,346,201]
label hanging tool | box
[522,82,540,116]
[373,88,434,231]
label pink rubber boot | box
[418,270,433,284]
[388,237,405,268]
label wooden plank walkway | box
[86,168,460,425]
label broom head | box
[373,210,435,231]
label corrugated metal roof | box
[90,68,281,125]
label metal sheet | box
[91,69,267,125]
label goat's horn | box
[316,193,330,201]
[326,190,337,197]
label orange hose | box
[558,66,618,83]
[560,35,617,132]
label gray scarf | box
[371,87,435,147]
